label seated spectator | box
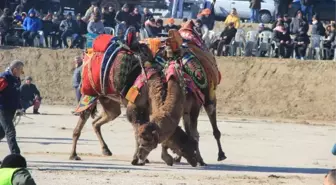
[115,4,130,26]
[224,8,240,29]
[0,154,36,185]
[60,12,80,48]
[104,6,116,28]
[323,22,335,60]
[194,19,209,41]
[272,15,283,30]
[283,14,291,33]
[141,8,153,27]
[101,7,109,25]
[293,27,310,60]
[210,22,237,56]
[311,14,325,37]
[76,13,87,48]
[290,10,308,35]
[42,13,53,47]
[20,76,41,114]
[13,11,23,25]
[155,19,164,35]
[87,13,105,35]
[164,18,180,32]
[273,22,293,58]
[145,18,158,37]
[199,8,215,30]
[0,8,14,45]
[130,7,142,32]
[324,169,336,185]
[22,9,41,47]
[258,23,272,33]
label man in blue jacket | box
[22,9,41,46]
[0,60,24,155]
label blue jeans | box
[75,87,81,103]
[301,5,313,23]
[250,9,259,23]
[291,2,301,11]
[172,0,184,18]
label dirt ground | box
[0,105,335,185]
[0,47,335,121]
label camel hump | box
[93,34,113,52]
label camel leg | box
[161,145,174,166]
[92,97,121,156]
[204,100,227,161]
[70,109,92,160]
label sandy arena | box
[0,47,335,184]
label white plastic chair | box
[139,28,149,40]
[308,34,323,60]
[104,27,115,35]
[257,30,273,57]
[245,31,259,56]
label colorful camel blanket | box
[74,95,98,113]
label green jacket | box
[0,168,36,185]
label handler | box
[0,60,24,155]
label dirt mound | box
[0,47,82,105]
[0,47,335,121]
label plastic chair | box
[85,33,99,49]
[139,28,149,40]
[257,30,273,57]
[104,27,115,35]
[244,31,259,56]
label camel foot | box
[102,147,112,156]
[69,155,82,161]
[218,152,227,161]
[199,161,208,166]
[162,155,174,166]
[145,159,150,163]
[173,156,182,163]
[131,158,147,166]
[131,158,139,166]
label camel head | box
[132,43,154,65]
[165,126,198,167]
[136,122,160,163]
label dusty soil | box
[1,47,335,121]
[0,105,335,185]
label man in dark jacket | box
[60,12,79,48]
[0,8,14,45]
[42,13,53,48]
[20,76,41,114]
[311,14,325,37]
[250,0,261,23]
[103,6,116,28]
[51,13,62,48]
[0,154,36,185]
[290,10,308,35]
[129,7,142,32]
[22,9,42,46]
[115,4,131,27]
[0,60,24,155]
[210,22,237,56]
[141,8,153,27]
[200,2,216,30]
[294,27,310,59]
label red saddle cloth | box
[81,34,114,96]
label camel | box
[133,29,227,166]
[70,33,198,166]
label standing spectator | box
[115,4,131,26]
[22,9,42,47]
[274,0,292,18]
[311,14,325,37]
[224,8,240,29]
[0,60,24,155]
[290,10,308,35]
[0,154,36,185]
[73,56,83,103]
[20,76,41,114]
[199,8,215,30]
[60,12,79,48]
[42,13,53,47]
[130,7,142,32]
[87,13,105,35]
[144,17,157,37]
[142,8,153,27]
[155,19,164,35]
[0,8,14,45]
[164,18,180,32]
[300,0,313,23]
[50,13,62,48]
[293,27,310,60]
[324,169,336,185]
[104,6,116,28]
[249,0,261,23]
[273,22,293,58]
[172,0,184,18]
[291,0,301,11]
[83,1,99,23]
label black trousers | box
[22,31,38,46]
[277,43,293,58]
[294,45,307,58]
[0,109,21,154]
